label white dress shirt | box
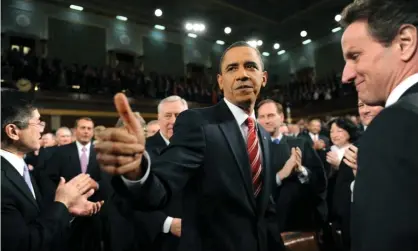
[309,133,319,141]
[385,73,418,107]
[1,149,36,198]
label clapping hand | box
[326,151,341,169]
[54,174,104,216]
[95,93,146,180]
[343,144,358,176]
[278,147,302,180]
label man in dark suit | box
[45,117,108,251]
[141,96,188,251]
[298,118,331,176]
[332,100,383,250]
[34,127,73,196]
[95,41,285,251]
[257,99,327,231]
[1,89,102,251]
[112,102,187,251]
[339,0,418,250]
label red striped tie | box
[246,117,262,197]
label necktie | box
[80,146,88,173]
[246,117,262,197]
[23,164,36,199]
[272,138,281,144]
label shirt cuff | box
[350,180,355,202]
[162,216,174,233]
[276,173,282,186]
[121,151,151,187]
[297,166,309,184]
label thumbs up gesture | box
[94,93,146,180]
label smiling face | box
[341,20,418,106]
[217,45,267,111]
[358,99,383,126]
[341,21,398,106]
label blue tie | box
[272,138,281,144]
[23,164,36,199]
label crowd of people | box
[1,1,418,251]
[2,46,355,107]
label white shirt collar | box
[271,133,283,142]
[385,73,418,107]
[223,98,256,127]
[159,131,170,146]
[75,141,91,155]
[0,149,26,176]
[309,132,318,139]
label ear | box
[261,71,268,87]
[396,24,417,62]
[217,73,223,91]
[4,124,20,141]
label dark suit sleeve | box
[351,106,418,251]
[1,189,71,251]
[113,109,206,211]
[42,149,62,202]
[333,161,354,218]
[301,138,327,194]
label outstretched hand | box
[95,93,146,180]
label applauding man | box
[1,89,103,251]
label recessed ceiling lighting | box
[185,23,193,31]
[188,33,197,38]
[273,43,280,50]
[224,27,231,34]
[116,15,127,21]
[302,39,312,45]
[155,9,163,17]
[216,40,225,45]
[300,30,307,37]
[335,14,341,22]
[154,24,165,30]
[332,27,342,33]
[69,5,83,11]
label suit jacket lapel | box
[30,174,43,207]
[217,101,257,212]
[257,127,272,216]
[2,158,39,210]
[71,143,82,174]
[400,82,418,99]
[88,143,96,173]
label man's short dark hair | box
[257,99,284,115]
[308,117,322,124]
[340,0,418,46]
[1,90,36,142]
[219,41,264,73]
[74,117,94,128]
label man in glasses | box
[1,89,103,251]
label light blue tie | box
[272,138,281,144]
[23,164,36,199]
